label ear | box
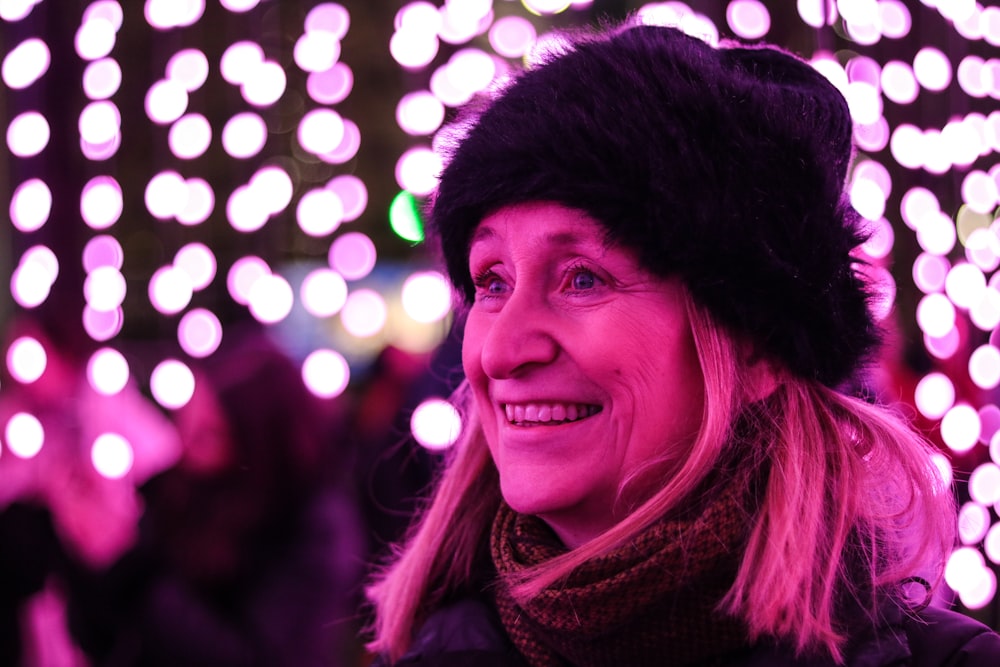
[741,347,783,404]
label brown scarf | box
[490,484,752,667]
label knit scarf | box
[490,484,752,667]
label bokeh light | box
[91,433,134,479]
[410,398,462,450]
[5,412,44,459]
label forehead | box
[469,203,609,253]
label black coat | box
[375,597,1000,667]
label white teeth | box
[503,402,599,425]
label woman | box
[366,21,1000,666]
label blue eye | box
[568,266,601,291]
[472,269,508,299]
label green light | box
[389,190,425,243]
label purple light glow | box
[83,235,124,272]
[395,146,441,196]
[227,256,270,305]
[329,232,376,280]
[306,3,350,40]
[971,462,1000,505]
[10,178,51,232]
[306,62,353,105]
[7,336,46,383]
[79,100,121,146]
[297,189,344,237]
[970,344,1000,390]
[145,170,186,220]
[941,403,982,454]
[341,288,387,338]
[87,347,129,395]
[176,177,215,226]
[148,266,194,315]
[488,16,536,58]
[301,348,350,398]
[881,60,919,104]
[318,119,361,164]
[222,112,267,159]
[298,108,345,155]
[726,0,770,40]
[178,308,223,358]
[0,0,43,22]
[410,398,461,450]
[220,0,260,12]
[82,305,124,342]
[174,242,216,290]
[2,37,50,89]
[91,433,134,480]
[300,268,348,317]
[913,252,951,293]
[83,58,122,99]
[878,0,911,39]
[84,265,127,312]
[914,47,952,92]
[150,359,195,410]
[145,79,188,124]
[915,372,956,420]
[144,0,204,30]
[83,1,123,30]
[75,17,116,60]
[240,60,286,107]
[81,130,121,161]
[294,30,341,74]
[168,113,212,159]
[390,25,440,70]
[81,175,123,230]
[326,174,367,222]
[220,41,264,84]
[7,111,50,157]
[166,48,209,91]
[247,273,294,324]
[958,502,990,545]
[397,90,445,136]
[5,412,44,459]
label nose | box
[479,289,559,379]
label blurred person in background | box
[66,321,366,666]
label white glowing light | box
[228,189,269,233]
[397,90,446,136]
[79,100,121,146]
[297,189,344,237]
[11,262,51,308]
[941,403,981,454]
[84,266,127,312]
[178,308,223,358]
[958,501,990,545]
[222,112,268,158]
[241,60,286,107]
[390,27,440,69]
[250,166,294,214]
[971,288,1000,332]
[301,268,348,318]
[294,30,341,73]
[986,524,1000,565]
[402,271,452,323]
[75,17,116,60]
[913,47,952,92]
[83,306,124,342]
[173,242,216,290]
[145,170,186,219]
[970,345,1000,390]
[7,111,50,157]
[329,232,376,280]
[10,178,51,232]
[2,38,50,89]
[220,41,264,84]
[307,62,354,104]
[149,266,194,315]
[220,0,260,12]
[83,58,122,99]
[396,147,441,196]
[327,174,367,222]
[963,170,1000,214]
[7,336,46,384]
[915,211,957,256]
[297,108,345,155]
[83,235,124,272]
[91,433,134,479]
[970,462,1000,505]
[87,347,129,395]
[150,359,196,410]
[341,289,387,338]
[945,262,986,309]
[168,113,212,159]
[301,348,350,399]
[166,48,209,91]
[247,273,294,324]
[411,398,462,450]
[306,3,350,39]
[227,256,270,305]
[176,178,214,225]
[916,293,956,338]
[5,412,44,459]
[81,175,123,230]
[145,79,189,124]
[488,15,536,58]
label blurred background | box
[1,0,999,664]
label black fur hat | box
[430,22,880,388]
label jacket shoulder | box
[905,605,1000,667]
[374,598,527,667]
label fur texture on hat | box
[430,22,880,388]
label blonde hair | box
[365,289,956,664]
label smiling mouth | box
[503,402,602,426]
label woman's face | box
[462,202,706,547]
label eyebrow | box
[470,225,596,249]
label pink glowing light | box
[326,174,367,222]
[81,175,123,230]
[306,3,350,39]
[84,266,127,312]
[145,79,188,124]
[7,111,50,157]
[401,271,451,324]
[176,178,215,225]
[411,398,462,450]
[80,131,121,161]
[91,433,134,480]
[969,344,1000,390]
[881,60,918,104]
[395,146,441,196]
[2,37,50,89]
[925,328,962,361]
[148,266,194,315]
[0,0,43,22]
[912,252,950,293]
[297,189,344,237]
[11,262,52,308]
[168,113,212,159]
[945,262,986,310]
[916,293,956,338]
[300,268,348,317]
[83,1,123,30]
[83,58,122,99]
[298,108,345,155]
[329,232,376,280]
[247,273,294,324]
[294,30,341,74]
[178,308,223,358]
[220,41,264,84]
[726,0,770,40]
[150,359,195,410]
[145,170,186,220]
[220,0,260,12]
[301,349,350,399]
[241,61,286,107]
[5,412,44,459]
[82,305,124,342]
[390,27,440,70]
[914,47,952,92]
[318,119,360,164]
[7,336,46,383]
[10,179,51,232]
[489,16,536,58]
[75,17,116,60]
[970,462,1000,505]
[227,256,270,305]
[341,289,387,338]
[879,0,911,39]
[166,48,209,91]
[306,62,353,105]
[397,91,445,136]
[83,235,124,272]
[958,501,990,545]
[174,243,216,290]
[87,347,129,395]
[222,112,267,159]
[79,100,121,146]
[859,217,894,260]
[145,0,204,29]
[963,170,1000,214]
